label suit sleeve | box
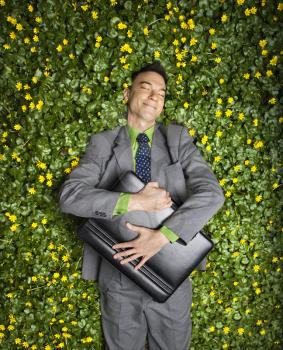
[59,134,121,219]
[161,127,225,244]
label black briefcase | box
[77,171,214,302]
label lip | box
[143,103,156,110]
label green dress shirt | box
[112,124,179,243]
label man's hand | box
[112,222,170,270]
[128,181,173,212]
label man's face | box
[124,71,166,124]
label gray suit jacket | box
[59,122,225,280]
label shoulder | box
[160,122,195,144]
[88,125,122,148]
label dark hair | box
[131,61,168,85]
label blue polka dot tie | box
[135,133,151,184]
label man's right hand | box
[128,182,173,212]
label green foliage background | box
[0,0,282,349]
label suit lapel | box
[151,122,172,180]
[113,125,134,174]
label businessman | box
[59,61,225,350]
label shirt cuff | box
[112,193,131,217]
[159,226,180,243]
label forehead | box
[132,71,166,89]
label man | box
[59,61,225,350]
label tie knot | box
[136,133,149,144]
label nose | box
[149,91,158,100]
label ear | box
[123,88,129,102]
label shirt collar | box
[126,124,155,144]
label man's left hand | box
[112,222,170,270]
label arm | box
[59,133,121,219]
[113,193,180,242]
[161,126,225,243]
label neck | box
[127,114,156,132]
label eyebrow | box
[138,81,166,92]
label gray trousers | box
[97,259,193,350]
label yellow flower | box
[14,124,22,131]
[215,57,221,63]
[117,22,127,30]
[154,51,160,58]
[191,55,197,62]
[237,0,245,5]
[201,135,208,144]
[209,28,215,35]
[238,328,245,335]
[69,53,75,59]
[234,165,240,171]
[29,102,35,109]
[33,35,39,42]
[255,288,261,294]
[209,326,215,332]
[232,178,238,184]
[225,191,231,197]
[32,76,38,83]
[223,326,230,334]
[268,97,276,104]
[215,110,222,118]
[219,78,225,84]
[143,27,149,36]
[31,222,38,229]
[91,11,98,20]
[211,42,217,49]
[238,112,244,120]
[269,56,278,66]
[272,183,279,190]
[10,224,19,231]
[81,4,89,11]
[28,4,33,12]
[16,23,23,31]
[28,187,36,194]
[3,43,11,49]
[217,98,222,104]
[225,109,233,117]
[56,44,63,52]
[9,32,16,40]
[214,156,221,162]
[36,100,44,110]
[221,14,228,23]
[127,30,133,38]
[183,102,189,109]
[120,43,133,53]
[190,38,198,46]
[41,218,48,225]
[232,251,239,257]
[266,70,273,77]
[243,73,250,79]
[251,165,257,172]
[245,8,251,16]
[216,130,223,137]
[255,71,261,79]
[253,264,261,272]
[261,49,268,56]
[172,39,179,46]
[259,39,267,48]
[255,195,262,202]
[254,140,264,149]
[63,39,68,45]
[35,17,42,23]
[38,175,45,183]
[189,129,195,136]
[16,82,23,90]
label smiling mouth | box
[143,103,156,110]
